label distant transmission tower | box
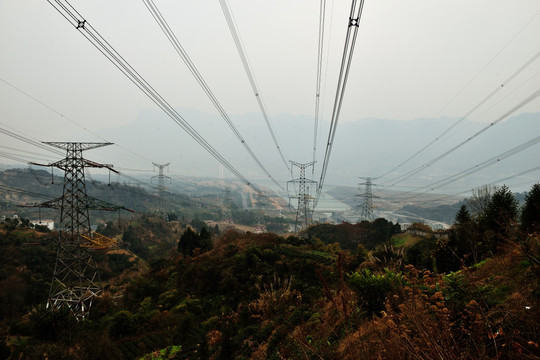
[221,187,234,224]
[152,162,170,195]
[356,177,378,222]
[254,192,267,233]
[31,142,124,319]
[288,161,317,233]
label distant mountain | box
[91,109,540,194]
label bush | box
[348,269,402,317]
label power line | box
[385,88,540,187]
[0,77,198,196]
[0,125,64,156]
[315,0,366,206]
[0,77,105,142]
[46,0,263,194]
[380,10,540,177]
[218,0,291,174]
[0,85,220,212]
[142,0,285,193]
[312,0,327,174]
[402,164,540,207]
[391,132,540,201]
[380,50,540,180]
[0,184,56,200]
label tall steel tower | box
[31,142,121,319]
[152,162,171,195]
[221,187,234,224]
[356,177,378,222]
[254,192,267,234]
[288,161,317,232]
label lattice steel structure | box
[221,187,234,224]
[288,161,317,232]
[152,162,170,195]
[253,192,267,234]
[31,142,119,319]
[356,177,378,222]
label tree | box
[521,183,540,233]
[483,185,518,253]
[178,227,213,257]
[452,204,478,265]
[432,205,478,271]
[178,227,200,256]
[468,184,496,220]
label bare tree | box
[468,184,497,220]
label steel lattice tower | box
[221,187,234,224]
[254,192,267,233]
[32,142,118,319]
[356,177,378,222]
[288,161,317,232]
[152,162,170,195]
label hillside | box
[1,183,539,359]
[1,217,539,359]
[0,168,224,223]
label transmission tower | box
[152,162,171,195]
[355,177,378,222]
[288,161,317,233]
[254,192,267,234]
[30,142,124,320]
[221,187,234,224]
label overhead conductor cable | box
[46,0,263,194]
[142,0,286,193]
[386,87,540,187]
[219,0,291,175]
[316,0,366,207]
[312,0,327,174]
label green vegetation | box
[0,183,539,359]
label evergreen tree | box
[435,205,476,272]
[178,227,200,256]
[178,227,213,256]
[483,185,518,252]
[453,204,478,264]
[521,183,540,233]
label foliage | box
[109,310,137,339]
[138,345,182,360]
[108,253,136,273]
[371,242,404,271]
[97,221,122,238]
[347,268,402,317]
[521,183,540,233]
[3,209,540,360]
[482,185,519,254]
[468,184,496,220]
[307,218,400,251]
[405,236,437,271]
[177,226,212,256]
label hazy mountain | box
[92,109,540,193]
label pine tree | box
[451,204,478,265]
[483,185,518,252]
[178,227,199,256]
[521,183,540,233]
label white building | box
[31,219,54,231]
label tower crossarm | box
[86,196,135,212]
[289,161,315,169]
[288,178,318,184]
[27,196,134,212]
[43,142,114,151]
[30,159,118,173]
[80,232,117,249]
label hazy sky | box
[1,0,539,195]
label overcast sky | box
[1,0,539,195]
